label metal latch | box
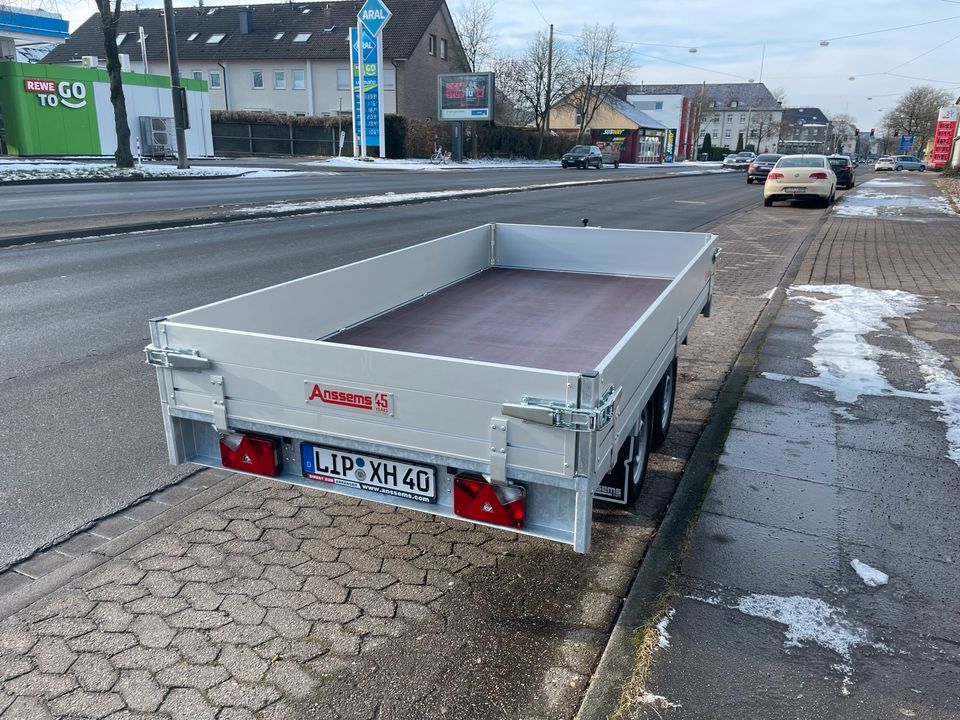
[501,386,621,432]
[144,345,211,371]
[712,246,722,263]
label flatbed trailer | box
[146,223,719,553]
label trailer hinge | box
[144,345,211,371]
[210,374,229,432]
[502,386,621,432]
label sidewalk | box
[625,175,960,717]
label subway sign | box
[23,78,88,109]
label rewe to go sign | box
[23,78,88,109]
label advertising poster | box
[437,73,494,121]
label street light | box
[820,40,829,46]
[688,48,698,53]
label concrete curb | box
[0,170,730,248]
[575,209,831,720]
[0,471,248,622]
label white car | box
[723,151,756,169]
[763,154,837,208]
[875,155,926,172]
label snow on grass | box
[631,690,682,710]
[862,178,923,187]
[309,156,562,171]
[0,159,322,182]
[850,559,889,587]
[736,593,888,695]
[832,185,956,218]
[762,285,960,467]
[655,608,676,649]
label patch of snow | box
[832,186,956,218]
[655,608,675,649]
[736,593,888,693]
[850,559,889,587]
[309,157,561,171]
[762,287,777,299]
[765,285,960,467]
[833,407,858,420]
[633,690,682,709]
[833,204,879,217]
[862,178,923,187]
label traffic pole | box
[161,0,189,169]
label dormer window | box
[730,101,739,108]
[207,33,226,44]
[116,33,128,44]
[187,32,199,41]
[293,32,312,42]
[274,32,284,40]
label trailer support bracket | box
[488,417,508,482]
[210,375,228,432]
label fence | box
[212,120,350,157]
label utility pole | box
[161,0,189,169]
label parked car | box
[747,153,783,183]
[827,154,857,189]
[763,154,837,207]
[875,154,926,172]
[562,145,603,169]
[723,151,756,169]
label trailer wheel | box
[651,359,677,450]
[611,402,653,505]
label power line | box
[628,48,752,81]
[882,29,960,72]
[527,0,548,25]
[821,14,960,42]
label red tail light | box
[220,433,282,477]
[748,163,757,171]
[453,473,526,529]
[768,172,784,179]
[809,172,828,179]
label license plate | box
[300,444,436,503]
[784,186,806,193]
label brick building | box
[43,0,468,120]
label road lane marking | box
[674,200,706,204]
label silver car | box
[876,154,926,172]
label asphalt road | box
[0,171,760,569]
[0,162,718,223]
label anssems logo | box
[305,382,392,415]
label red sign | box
[23,79,57,94]
[305,382,392,415]
[929,119,958,169]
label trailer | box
[146,223,720,553]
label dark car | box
[747,153,783,184]
[562,145,603,169]
[827,154,857,189]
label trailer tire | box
[610,402,653,506]
[651,359,677,450]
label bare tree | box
[565,23,633,142]
[451,0,496,72]
[94,0,134,167]
[747,111,779,153]
[827,111,858,154]
[496,31,574,156]
[883,85,953,155]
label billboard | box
[437,73,494,121]
[930,106,959,169]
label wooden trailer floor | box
[328,268,671,372]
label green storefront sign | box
[0,61,207,156]
[0,62,101,155]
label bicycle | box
[430,144,448,165]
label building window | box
[293,32,312,42]
[252,70,264,89]
[383,66,395,90]
[440,38,447,59]
[575,112,583,126]
[336,69,350,90]
[209,70,222,89]
[740,114,746,123]
[730,101,739,108]
[274,32,284,40]
[654,101,663,109]
[724,129,731,138]
[428,34,436,55]
[207,33,226,44]
[187,32,199,41]
[292,69,305,90]
[726,114,733,122]
[115,33,129,45]
[713,100,720,108]
[273,70,286,89]
[192,71,202,81]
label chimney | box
[239,9,252,34]
[323,4,333,30]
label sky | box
[50,0,960,129]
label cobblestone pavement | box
[0,193,827,720]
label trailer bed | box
[330,268,670,372]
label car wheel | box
[764,197,774,207]
[561,163,568,168]
[651,359,677,451]
[614,161,619,169]
[597,159,603,169]
[919,166,926,172]
[611,403,653,506]
[747,177,754,184]
[896,165,903,171]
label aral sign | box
[24,78,88,109]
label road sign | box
[358,0,391,34]
[900,134,914,152]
